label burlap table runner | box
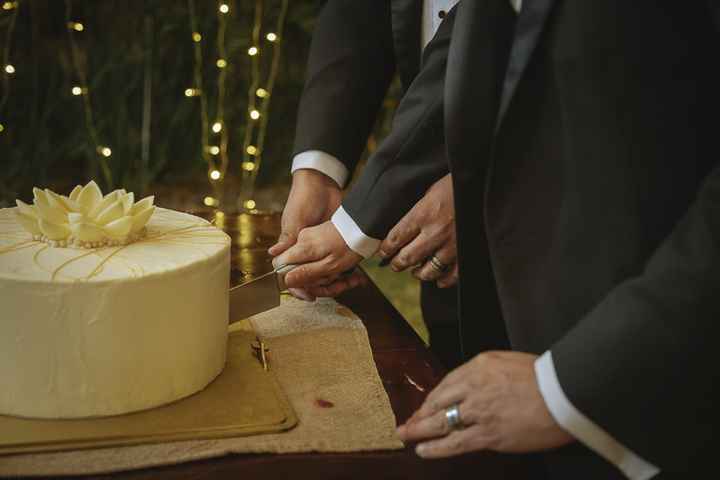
[0,297,403,477]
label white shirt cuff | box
[291,150,350,188]
[535,351,661,480]
[331,206,381,259]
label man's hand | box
[269,170,343,300]
[274,221,365,296]
[269,169,343,257]
[378,174,458,288]
[396,351,574,458]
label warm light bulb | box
[0,123,4,133]
[242,161,255,172]
[71,86,83,96]
[255,88,268,98]
[244,200,256,210]
[247,46,258,56]
[204,196,216,206]
[69,22,84,32]
[212,122,222,133]
[99,146,112,157]
[4,64,15,74]
[246,145,258,155]
[209,169,221,180]
[2,2,16,10]
[266,32,277,42]
[216,58,227,68]
[219,3,229,13]
[249,109,260,120]
[185,88,199,97]
[192,32,202,42]
[209,145,220,155]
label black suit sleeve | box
[551,161,720,470]
[551,4,720,471]
[340,8,455,239]
[292,0,396,173]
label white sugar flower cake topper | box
[15,180,155,248]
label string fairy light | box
[239,0,290,210]
[64,0,113,187]
[187,0,214,194]
[0,0,19,136]
[185,0,289,210]
[187,0,232,202]
[214,0,230,194]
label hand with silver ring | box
[395,351,573,459]
[378,174,459,288]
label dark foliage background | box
[0,0,326,208]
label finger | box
[390,232,437,272]
[304,270,366,297]
[288,288,316,302]
[412,246,455,282]
[436,263,459,289]
[284,258,336,288]
[274,236,323,269]
[268,234,295,257]
[412,258,450,282]
[396,406,452,443]
[415,425,490,459]
[268,214,304,255]
[412,381,469,422]
[307,270,367,297]
[378,216,421,260]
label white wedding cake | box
[0,181,231,419]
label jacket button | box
[438,10,447,19]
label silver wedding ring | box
[445,404,464,431]
[429,255,449,273]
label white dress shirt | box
[291,2,660,477]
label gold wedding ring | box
[429,255,449,273]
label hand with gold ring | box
[396,351,574,458]
[378,174,459,288]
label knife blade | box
[228,264,295,324]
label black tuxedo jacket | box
[294,0,720,477]
[292,0,425,175]
[447,1,720,478]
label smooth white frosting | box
[0,206,231,418]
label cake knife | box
[228,264,296,324]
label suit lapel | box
[444,0,518,358]
[391,0,423,89]
[496,0,556,130]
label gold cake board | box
[0,329,297,456]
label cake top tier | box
[0,206,230,283]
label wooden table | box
[67,212,536,479]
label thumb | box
[268,230,297,256]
